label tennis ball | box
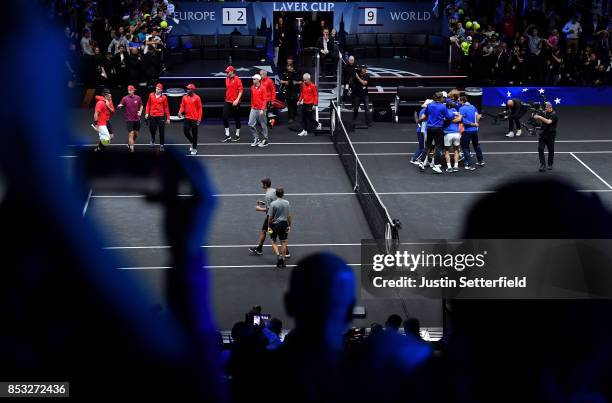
[267,228,273,235]
[465,21,473,29]
[160,20,168,29]
[461,41,471,55]
[99,131,111,145]
[458,9,464,15]
[473,22,480,31]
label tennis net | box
[329,100,400,245]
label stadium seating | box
[343,33,448,60]
[426,35,448,63]
[170,34,268,63]
[405,34,427,59]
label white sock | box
[235,129,240,136]
[225,128,230,136]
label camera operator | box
[505,98,524,137]
[532,101,558,172]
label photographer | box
[505,98,524,137]
[533,101,558,172]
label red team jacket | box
[145,93,170,119]
[261,76,276,102]
[225,76,243,103]
[179,93,203,121]
[299,82,318,105]
[94,95,115,126]
[251,84,267,110]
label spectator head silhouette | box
[385,314,403,332]
[403,318,421,338]
[284,252,356,349]
[451,178,612,402]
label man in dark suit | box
[316,28,338,76]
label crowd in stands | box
[50,0,171,88]
[445,0,612,85]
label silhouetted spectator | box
[385,314,403,333]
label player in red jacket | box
[144,83,170,150]
[222,66,243,142]
[178,83,203,155]
[92,93,116,142]
[91,88,114,152]
[248,74,269,147]
[297,73,320,136]
[260,70,276,126]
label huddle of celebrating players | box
[410,90,485,174]
[90,65,322,153]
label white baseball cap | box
[422,99,433,107]
[252,74,261,80]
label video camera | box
[522,94,548,135]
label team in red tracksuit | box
[222,66,243,142]
[179,83,203,154]
[248,75,269,147]
[297,76,319,136]
[261,73,276,103]
[145,83,170,148]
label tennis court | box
[67,104,612,330]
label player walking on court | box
[145,83,170,150]
[248,74,269,147]
[297,73,319,136]
[91,88,114,152]
[268,188,292,268]
[117,85,142,153]
[178,83,202,155]
[249,178,290,258]
[222,66,243,142]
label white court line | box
[132,151,612,157]
[91,192,356,198]
[570,153,612,190]
[356,140,612,144]
[105,241,456,250]
[116,263,363,270]
[60,150,612,159]
[359,151,612,156]
[82,188,93,217]
[189,153,339,157]
[67,139,612,147]
[91,189,612,199]
[68,142,334,147]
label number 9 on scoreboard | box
[364,8,377,25]
[223,8,247,25]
